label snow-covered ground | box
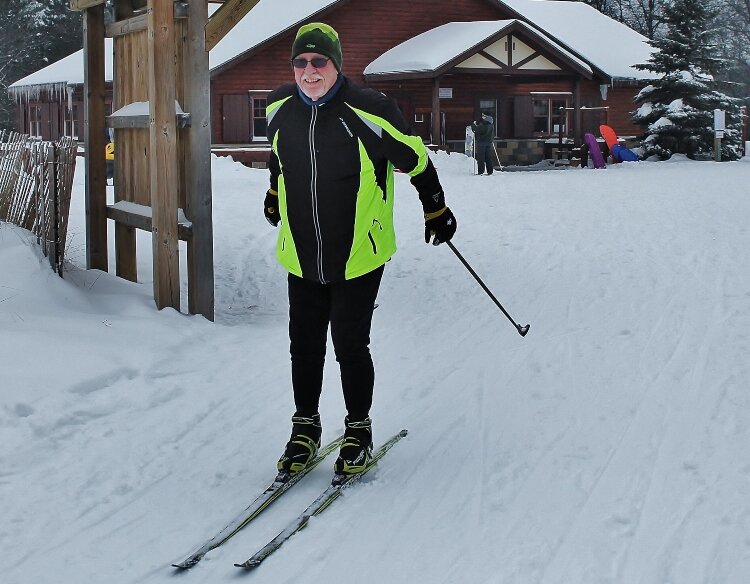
[2,152,749,584]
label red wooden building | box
[9,0,656,165]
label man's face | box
[293,52,337,101]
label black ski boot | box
[276,413,322,480]
[334,416,373,478]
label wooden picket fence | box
[0,131,78,276]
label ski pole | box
[446,241,530,337]
[492,142,503,171]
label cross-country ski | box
[235,430,408,570]
[171,434,343,569]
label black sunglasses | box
[291,56,330,69]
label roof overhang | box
[364,20,593,82]
[492,0,659,82]
[8,37,115,95]
[208,0,346,78]
[10,2,346,91]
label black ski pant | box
[288,265,384,421]
[475,141,494,174]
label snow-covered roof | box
[364,20,591,77]
[496,0,658,80]
[209,0,339,72]
[9,0,656,94]
[8,38,115,99]
[9,0,338,91]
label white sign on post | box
[714,109,726,132]
[713,109,725,162]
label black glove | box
[264,189,280,227]
[424,206,456,246]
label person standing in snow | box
[471,114,495,175]
[263,22,456,479]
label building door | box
[40,103,52,140]
[513,96,533,138]
[222,94,250,143]
[18,105,26,134]
[50,106,61,140]
[479,99,499,139]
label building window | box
[252,96,268,140]
[64,105,79,139]
[29,105,42,138]
[479,99,498,138]
[532,96,569,136]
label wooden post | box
[114,0,138,283]
[431,77,441,146]
[47,142,62,275]
[148,0,180,311]
[83,4,108,271]
[184,0,215,320]
[580,78,583,146]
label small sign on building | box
[439,87,453,99]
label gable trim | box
[492,0,610,81]
[368,21,592,80]
[476,50,508,70]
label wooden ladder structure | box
[71,0,262,320]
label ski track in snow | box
[1,153,750,583]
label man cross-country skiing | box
[264,22,456,479]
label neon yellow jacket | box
[266,77,445,283]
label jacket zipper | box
[308,106,325,283]
[369,219,382,255]
[368,232,377,254]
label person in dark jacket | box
[264,22,456,480]
[471,114,495,175]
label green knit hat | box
[291,22,342,71]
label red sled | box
[600,124,621,162]
[599,124,619,150]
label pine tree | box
[716,0,750,105]
[632,0,744,160]
[0,0,82,131]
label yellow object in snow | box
[105,142,114,160]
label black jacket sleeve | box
[269,150,280,193]
[362,90,446,215]
[410,159,445,215]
